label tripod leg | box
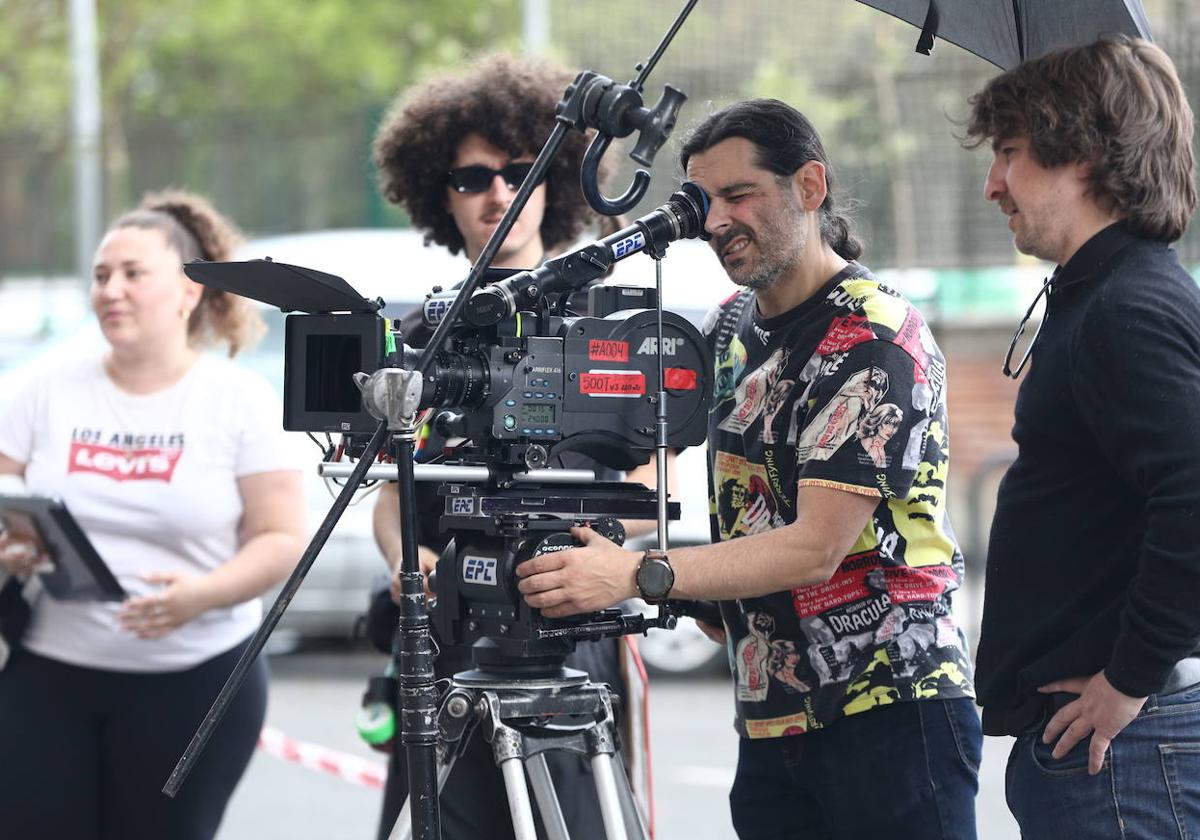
[500,756,539,840]
[526,753,572,840]
[388,752,457,840]
[590,753,630,840]
[611,751,649,840]
[494,726,539,840]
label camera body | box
[282,284,712,471]
[277,278,710,653]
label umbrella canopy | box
[857,0,1153,69]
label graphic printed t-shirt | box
[706,264,974,738]
[0,354,304,671]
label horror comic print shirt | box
[704,263,974,739]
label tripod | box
[389,657,648,840]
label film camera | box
[185,182,714,664]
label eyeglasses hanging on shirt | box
[1002,274,1055,379]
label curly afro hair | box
[373,53,614,256]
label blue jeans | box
[1006,685,1200,840]
[729,697,981,839]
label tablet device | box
[0,494,125,601]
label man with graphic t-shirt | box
[517,99,981,839]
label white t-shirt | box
[0,353,303,671]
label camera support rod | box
[318,463,599,484]
[358,367,443,840]
[653,256,670,553]
[391,424,441,840]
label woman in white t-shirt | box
[0,191,306,840]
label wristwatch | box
[635,549,675,603]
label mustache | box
[714,224,754,255]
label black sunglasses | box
[1002,275,1054,379]
[447,162,536,194]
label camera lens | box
[423,351,489,408]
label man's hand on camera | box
[516,525,639,618]
[1039,671,1147,775]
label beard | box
[716,192,809,292]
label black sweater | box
[976,223,1200,735]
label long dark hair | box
[679,98,863,261]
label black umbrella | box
[857,0,1153,69]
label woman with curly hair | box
[0,190,307,839]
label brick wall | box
[937,323,1022,566]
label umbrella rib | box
[1011,0,1025,59]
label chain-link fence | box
[3,1,1199,280]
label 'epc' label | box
[462,555,498,586]
[610,231,645,260]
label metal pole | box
[392,430,441,840]
[521,0,550,55]
[653,257,669,552]
[69,0,103,284]
[590,754,630,840]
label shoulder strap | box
[711,291,751,360]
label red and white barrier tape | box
[257,726,387,790]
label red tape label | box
[664,368,698,391]
[580,370,646,397]
[589,339,630,362]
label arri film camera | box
[187,182,714,665]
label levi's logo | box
[68,442,183,482]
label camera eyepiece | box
[663,181,710,241]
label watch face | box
[638,558,673,599]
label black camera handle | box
[575,0,700,215]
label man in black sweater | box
[966,35,1200,839]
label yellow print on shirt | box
[894,419,955,568]
[744,711,811,739]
